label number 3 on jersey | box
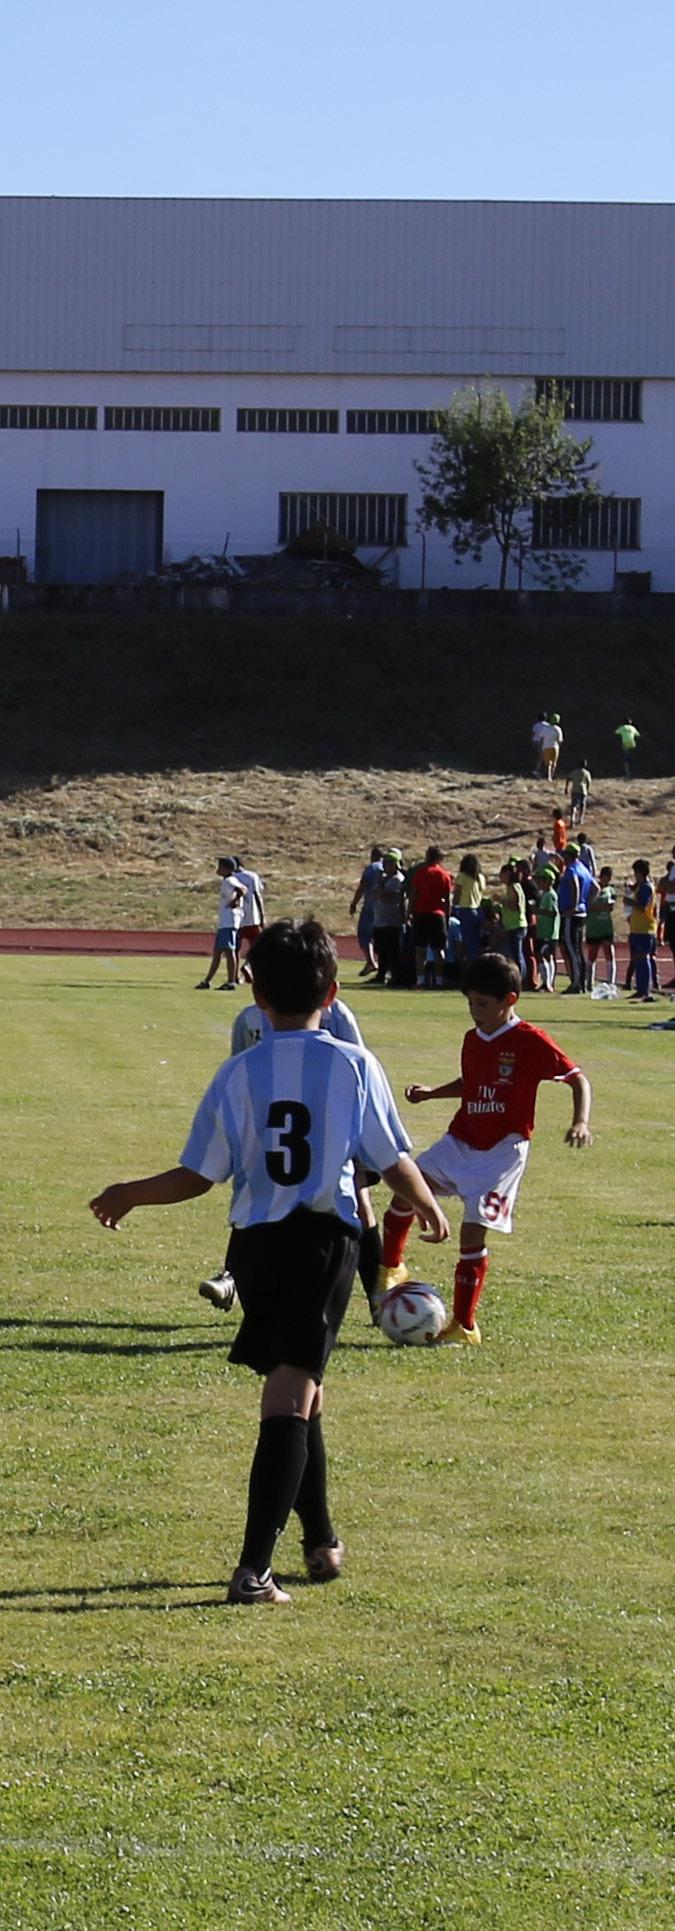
[264,1100,312,1185]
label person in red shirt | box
[409,844,454,988]
[552,809,567,855]
[378,952,592,1345]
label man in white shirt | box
[531,712,548,776]
[232,855,265,975]
[540,713,564,781]
[195,857,245,991]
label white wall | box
[0,369,671,589]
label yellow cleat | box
[371,1262,411,1327]
[375,1262,411,1299]
[435,1317,482,1347]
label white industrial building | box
[1,196,674,589]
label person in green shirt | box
[498,862,527,978]
[586,865,617,991]
[615,718,640,778]
[534,866,560,991]
[565,760,592,827]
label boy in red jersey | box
[378,953,592,1345]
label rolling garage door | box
[35,490,163,584]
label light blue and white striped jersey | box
[180,1028,410,1229]
[230,999,364,1057]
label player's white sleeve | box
[354,1052,412,1174]
[180,1072,234,1183]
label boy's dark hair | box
[370,845,383,862]
[248,919,338,1016]
[425,844,443,864]
[599,865,613,881]
[463,954,521,1000]
[633,858,650,880]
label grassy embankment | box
[1,609,673,930]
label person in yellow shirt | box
[453,853,486,962]
[628,859,658,1003]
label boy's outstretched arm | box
[381,1154,450,1244]
[90,1165,213,1230]
[405,1077,463,1104]
[565,1072,593,1148]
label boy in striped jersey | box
[200,989,384,1319]
[90,920,448,1606]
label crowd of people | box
[350,830,675,1004]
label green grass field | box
[2,958,673,1930]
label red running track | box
[0,926,649,966]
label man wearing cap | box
[557,843,594,994]
[540,713,564,781]
[373,850,406,986]
[195,856,245,991]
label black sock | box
[293,1413,335,1550]
[239,1415,308,1575]
[358,1222,383,1309]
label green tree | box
[416,385,597,592]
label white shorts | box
[418,1131,530,1234]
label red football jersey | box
[448,1017,578,1151]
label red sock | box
[453,1248,489,1328]
[382,1203,415,1268]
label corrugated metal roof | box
[1,197,673,376]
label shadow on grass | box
[0,1576,227,1613]
[1,1337,230,1356]
[0,1571,316,1613]
[0,1318,208,1333]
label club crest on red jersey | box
[497,1053,516,1083]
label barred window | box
[532,496,641,551]
[279,493,407,547]
[237,408,339,433]
[104,406,220,432]
[0,404,97,430]
[346,409,436,435]
[535,378,642,423]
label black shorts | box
[226,1207,360,1383]
[412,912,447,949]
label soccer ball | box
[379,1281,447,1346]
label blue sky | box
[1,0,673,202]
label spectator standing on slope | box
[540,713,564,781]
[565,760,592,827]
[615,718,640,777]
[531,711,549,776]
[552,808,567,856]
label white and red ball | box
[379,1281,447,1346]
